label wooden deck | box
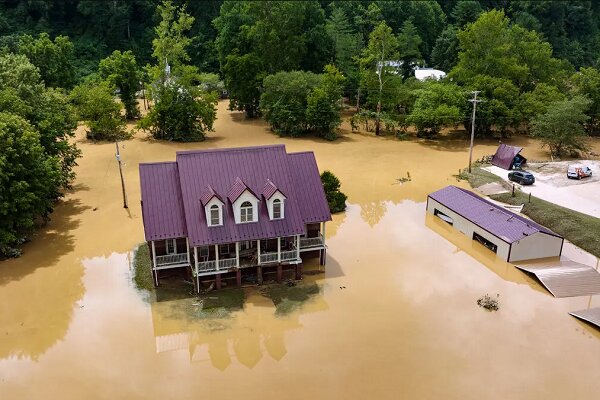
[569,307,600,329]
[516,260,600,298]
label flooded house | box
[139,145,331,292]
[427,186,564,262]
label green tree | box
[326,7,363,84]
[450,1,482,27]
[18,33,75,88]
[139,0,217,141]
[0,113,61,257]
[139,84,217,141]
[519,83,566,131]
[0,53,79,189]
[407,81,465,137]
[70,81,126,141]
[531,96,590,157]
[430,26,459,72]
[260,66,344,139]
[99,50,141,119]
[260,71,322,136]
[359,21,400,136]
[571,67,600,136]
[397,19,423,80]
[306,65,346,140]
[214,1,332,118]
[320,171,347,213]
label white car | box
[567,165,593,179]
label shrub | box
[320,171,347,213]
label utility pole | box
[115,141,128,209]
[468,91,481,173]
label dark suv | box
[508,171,535,185]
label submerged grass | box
[460,167,600,258]
[133,243,154,291]
[260,282,320,316]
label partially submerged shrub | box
[321,171,347,213]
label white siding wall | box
[509,233,563,262]
[427,198,511,261]
[204,197,224,227]
[233,190,259,223]
[267,191,286,220]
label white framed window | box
[166,239,176,254]
[199,246,209,261]
[240,201,253,223]
[210,204,220,226]
[219,244,230,254]
[272,199,282,219]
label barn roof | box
[428,186,561,244]
[139,145,331,246]
[491,144,524,170]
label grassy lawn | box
[461,167,600,258]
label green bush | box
[320,170,347,213]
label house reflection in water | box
[150,290,329,370]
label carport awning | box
[569,307,600,329]
[516,260,600,298]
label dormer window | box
[210,204,220,226]
[273,199,282,219]
[240,201,254,223]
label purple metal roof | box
[287,152,332,224]
[139,162,188,241]
[491,144,523,170]
[137,144,330,247]
[199,185,222,206]
[262,179,282,200]
[227,177,251,203]
[428,186,561,243]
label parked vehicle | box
[567,165,593,180]
[508,170,535,185]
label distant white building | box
[375,62,446,81]
[414,67,446,81]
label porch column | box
[215,245,219,271]
[186,238,190,264]
[321,222,326,247]
[277,237,281,263]
[194,246,199,294]
[235,242,240,267]
[257,240,261,265]
[151,241,158,287]
[296,235,300,260]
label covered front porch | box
[149,237,191,286]
[193,235,303,277]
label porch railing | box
[259,250,298,264]
[197,260,216,273]
[218,258,237,270]
[300,234,324,249]
[281,250,298,261]
[156,253,188,266]
[259,252,278,264]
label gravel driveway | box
[483,160,600,218]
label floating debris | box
[477,294,500,311]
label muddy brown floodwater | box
[1,101,600,399]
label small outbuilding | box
[491,144,527,170]
[427,186,564,262]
